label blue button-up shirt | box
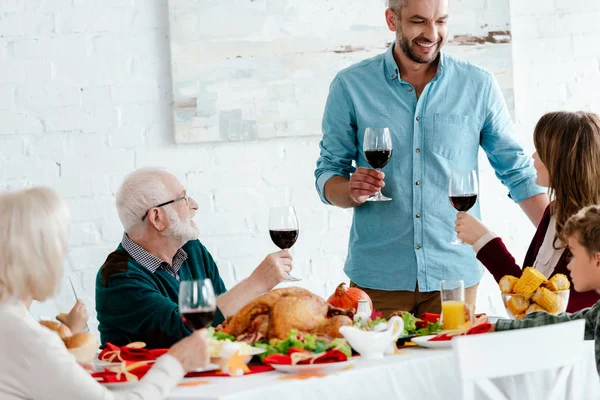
[315,44,545,292]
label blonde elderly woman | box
[0,187,210,400]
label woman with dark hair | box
[455,111,600,312]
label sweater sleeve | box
[97,269,192,348]
[476,237,524,282]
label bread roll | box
[39,320,72,340]
[63,332,93,349]
[65,333,99,364]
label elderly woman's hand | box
[56,300,88,334]
[168,329,210,372]
[454,212,490,245]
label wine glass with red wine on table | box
[269,205,300,282]
[179,279,217,330]
[449,169,478,245]
[363,127,393,202]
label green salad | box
[355,313,442,337]
[207,327,235,341]
[400,313,442,336]
[253,329,352,361]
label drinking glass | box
[440,280,472,331]
[449,169,478,245]
[269,206,300,282]
[179,279,217,330]
[363,127,393,201]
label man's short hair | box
[564,205,600,256]
[116,167,174,232]
[389,0,406,11]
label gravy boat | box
[339,316,404,359]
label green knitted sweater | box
[95,240,227,348]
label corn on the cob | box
[513,267,546,295]
[532,287,562,314]
[499,275,519,294]
[525,303,546,315]
[544,274,570,291]
[507,295,529,316]
[515,312,526,320]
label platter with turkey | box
[216,283,440,372]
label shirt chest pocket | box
[429,114,474,160]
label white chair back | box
[452,319,586,400]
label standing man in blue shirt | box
[314,0,549,316]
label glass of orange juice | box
[440,280,472,331]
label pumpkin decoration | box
[327,282,373,312]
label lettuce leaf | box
[254,329,351,360]
[401,313,417,334]
[207,327,235,342]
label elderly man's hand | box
[250,250,293,291]
[455,212,490,245]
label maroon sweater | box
[477,206,600,312]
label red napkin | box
[92,362,153,383]
[428,323,493,342]
[98,343,169,362]
[93,362,274,383]
[263,349,348,365]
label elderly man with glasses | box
[95,167,293,348]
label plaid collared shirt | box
[121,233,188,281]
[496,300,600,374]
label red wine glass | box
[179,279,217,330]
[363,127,393,202]
[269,205,300,282]
[449,169,478,245]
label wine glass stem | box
[375,168,383,198]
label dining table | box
[165,341,600,400]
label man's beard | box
[165,208,199,244]
[396,29,441,64]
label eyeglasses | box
[141,191,189,221]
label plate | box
[100,381,140,391]
[194,363,219,372]
[92,360,124,371]
[270,360,355,374]
[211,347,265,364]
[410,335,453,349]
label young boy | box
[494,204,600,373]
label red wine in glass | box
[363,127,393,202]
[450,194,478,212]
[269,206,301,282]
[449,169,478,245]
[182,309,216,330]
[269,229,299,250]
[364,149,393,169]
[179,279,216,330]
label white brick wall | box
[2,0,599,334]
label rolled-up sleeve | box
[314,74,359,205]
[479,74,546,203]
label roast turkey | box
[224,287,355,341]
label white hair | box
[165,206,199,242]
[115,167,175,233]
[0,187,70,302]
[388,0,405,10]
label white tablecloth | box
[168,342,599,400]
